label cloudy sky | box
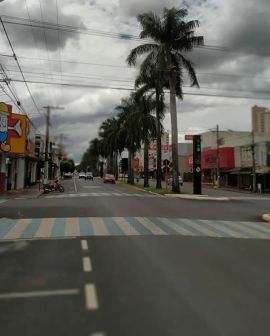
[0,0,269,162]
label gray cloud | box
[0,0,85,52]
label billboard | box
[0,102,36,156]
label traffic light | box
[193,135,201,194]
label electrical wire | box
[0,16,42,118]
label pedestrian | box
[257,182,262,194]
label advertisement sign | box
[0,102,36,156]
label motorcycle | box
[43,179,64,193]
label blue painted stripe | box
[125,217,152,235]
[79,217,94,236]
[149,218,179,235]
[195,219,234,238]
[219,221,255,238]
[103,218,125,235]
[173,218,206,235]
[0,220,17,239]
[21,218,42,239]
[50,218,66,237]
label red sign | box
[186,147,235,169]
[185,134,193,140]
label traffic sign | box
[185,134,193,140]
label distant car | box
[167,176,183,186]
[85,172,93,180]
[63,172,73,179]
[103,174,116,184]
[79,172,86,179]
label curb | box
[164,194,230,201]
[262,214,270,223]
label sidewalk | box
[0,183,43,200]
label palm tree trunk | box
[113,152,118,180]
[169,68,180,193]
[144,140,149,187]
[128,150,134,184]
[155,89,162,189]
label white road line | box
[83,256,92,272]
[182,218,219,237]
[159,218,196,236]
[0,289,79,299]
[81,239,88,251]
[85,284,99,310]
[73,177,78,193]
[89,333,106,336]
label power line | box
[1,14,227,51]
[7,78,270,100]
[0,16,43,118]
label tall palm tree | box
[134,61,166,189]
[131,93,157,187]
[127,7,204,192]
[116,96,141,185]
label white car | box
[79,172,86,179]
[167,176,183,186]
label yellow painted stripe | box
[136,217,167,235]
[4,219,32,240]
[34,218,55,238]
[114,217,139,235]
[159,218,196,236]
[65,218,80,237]
[90,218,109,236]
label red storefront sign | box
[186,147,235,169]
[185,134,193,140]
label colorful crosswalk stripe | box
[0,217,270,241]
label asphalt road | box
[1,236,270,336]
[0,177,268,221]
[1,177,270,336]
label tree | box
[127,7,204,192]
[116,96,141,185]
[133,61,166,189]
[130,93,157,187]
[60,158,75,174]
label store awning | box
[256,167,270,174]
[227,168,251,175]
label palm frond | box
[137,12,164,41]
[126,43,158,65]
[179,54,199,87]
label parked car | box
[79,172,86,179]
[167,175,183,186]
[85,172,93,180]
[103,174,116,184]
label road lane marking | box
[65,218,80,237]
[85,284,99,310]
[181,218,219,237]
[0,289,79,299]
[34,218,55,238]
[4,219,32,240]
[114,217,140,235]
[91,218,109,236]
[73,177,78,193]
[136,217,167,235]
[83,256,92,272]
[159,218,196,236]
[81,239,88,251]
[197,219,240,238]
[89,333,106,336]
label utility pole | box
[251,131,256,192]
[216,124,220,188]
[43,106,64,183]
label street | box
[0,177,270,336]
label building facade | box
[252,105,270,133]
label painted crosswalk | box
[43,192,160,198]
[0,217,270,240]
